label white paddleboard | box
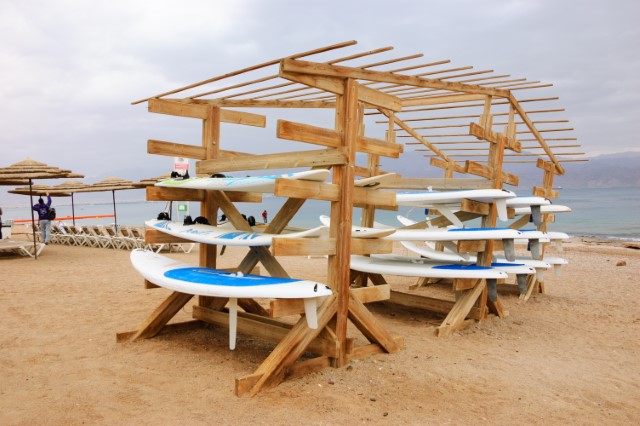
[396,188,516,222]
[146,219,327,246]
[317,216,396,239]
[155,169,331,192]
[354,173,397,188]
[513,204,572,215]
[130,249,332,349]
[350,254,509,280]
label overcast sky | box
[1,0,638,205]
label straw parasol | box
[0,158,84,258]
[51,180,90,225]
[74,177,139,230]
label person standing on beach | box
[33,193,52,244]
[262,210,268,224]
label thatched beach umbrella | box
[75,177,139,230]
[51,180,90,225]
[0,158,84,258]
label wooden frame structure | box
[119,40,582,395]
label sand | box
[1,237,639,425]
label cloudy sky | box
[1,0,638,204]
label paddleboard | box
[130,249,332,349]
[354,173,398,188]
[506,196,551,226]
[155,169,331,192]
[396,188,516,222]
[513,204,572,215]
[146,219,327,246]
[317,216,397,239]
[350,254,509,280]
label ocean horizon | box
[3,187,638,241]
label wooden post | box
[330,79,358,366]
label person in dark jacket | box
[33,193,52,244]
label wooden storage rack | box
[118,40,583,395]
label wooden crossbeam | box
[469,122,521,152]
[281,59,511,98]
[465,161,519,187]
[146,186,262,203]
[280,71,402,111]
[276,120,403,158]
[148,98,267,127]
[196,148,346,174]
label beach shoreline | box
[1,237,639,424]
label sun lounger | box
[0,240,45,258]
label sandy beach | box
[1,237,639,425]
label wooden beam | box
[274,178,339,201]
[270,285,390,318]
[276,120,402,158]
[147,139,207,159]
[281,59,511,98]
[469,122,521,152]
[280,71,402,111]
[196,149,346,174]
[401,94,488,107]
[196,149,345,174]
[380,177,492,190]
[350,238,393,255]
[148,98,210,119]
[193,306,337,358]
[352,187,396,208]
[144,229,196,245]
[146,186,262,203]
[219,109,266,127]
[388,291,483,320]
[509,93,564,174]
[271,237,336,256]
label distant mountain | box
[510,152,640,189]
[382,151,640,190]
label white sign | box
[173,157,189,176]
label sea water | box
[3,187,638,241]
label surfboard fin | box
[502,239,516,262]
[304,298,319,329]
[529,240,541,260]
[516,274,528,295]
[531,205,542,226]
[229,298,238,350]
[487,279,498,302]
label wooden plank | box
[469,122,521,152]
[453,278,477,291]
[269,284,390,318]
[219,109,266,127]
[193,306,337,358]
[350,238,393,255]
[457,240,486,253]
[460,199,490,216]
[281,59,511,98]
[127,291,194,341]
[146,186,262,203]
[271,237,336,256]
[196,149,346,174]
[388,290,479,320]
[437,280,487,336]
[144,229,195,244]
[347,295,401,352]
[283,356,332,381]
[274,178,339,201]
[277,120,340,148]
[147,139,207,159]
[402,94,487,107]
[380,177,492,190]
[352,187,396,207]
[279,71,402,111]
[277,119,402,158]
[147,186,205,202]
[465,161,493,179]
[347,337,405,361]
[246,295,339,396]
[149,98,209,119]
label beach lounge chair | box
[89,225,115,249]
[0,240,45,258]
[103,226,131,250]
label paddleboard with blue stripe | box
[155,169,330,192]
